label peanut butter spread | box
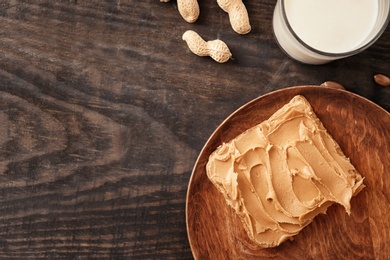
[206,95,364,248]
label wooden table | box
[0,1,389,259]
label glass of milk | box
[273,0,390,64]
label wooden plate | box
[186,86,390,259]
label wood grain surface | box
[187,86,390,259]
[0,0,389,259]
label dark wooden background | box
[0,0,389,259]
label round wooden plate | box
[186,86,390,259]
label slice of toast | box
[206,95,364,248]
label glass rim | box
[281,0,390,57]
